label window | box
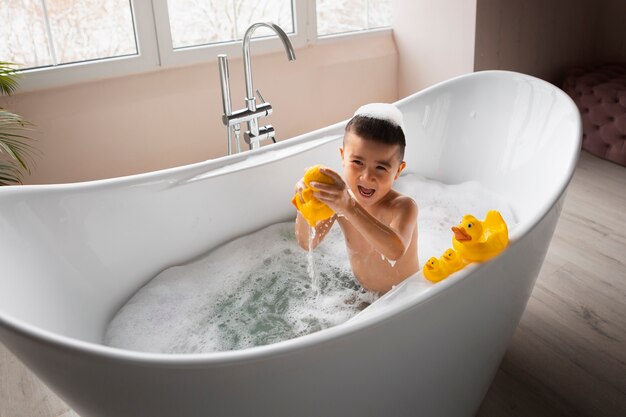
[0,0,137,70]
[316,0,392,37]
[0,0,392,90]
[166,0,294,50]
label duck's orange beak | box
[452,226,471,241]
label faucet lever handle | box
[255,89,267,104]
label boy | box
[294,103,419,294]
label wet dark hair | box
[345,115,406,160]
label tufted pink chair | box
[563,64,626,166]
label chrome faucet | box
[219,23,296,154]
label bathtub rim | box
[0,70,582,366]
[0,124,346,193]
[0,193,572,368]
[0,256,482,367]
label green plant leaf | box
[0,62,36,185]
[0,62,21,96]
[0,161,24,185]
[0,109,36,183]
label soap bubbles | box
[105,222,376,353]
[104,174,514,353]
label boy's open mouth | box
[358,185,376,198]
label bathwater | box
[105,222,373,354]
[104,174,515,354]
[307,227,318,291]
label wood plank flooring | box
[1,150,624,417]
[476,151,626,417]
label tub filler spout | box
[219,22,296,154]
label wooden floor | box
[1,151,624,417]
[476,151,626,417]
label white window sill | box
[14,27,393,94]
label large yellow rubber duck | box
[292,165,335,226]
[451,210,509,262]
[423,211,508,284]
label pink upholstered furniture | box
[563,64,626,166]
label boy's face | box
[340,131,406,207]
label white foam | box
[104,174,515,354]
[394,173,516,262]
[105,223,376,353]
[354,103,404,130]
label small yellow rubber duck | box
[292,165,335,226]
[423,248,467,283]
[441,248,466,274]
[451,210,509,262]
[423,256,448,282]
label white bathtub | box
[0,71,581,417]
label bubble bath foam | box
[105,174,515,353]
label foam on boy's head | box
[353,103,404,131]
[346,103,406,160]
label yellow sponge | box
[292,165,335,226]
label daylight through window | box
[0,0,137,70]
[317,0,391,36]
[167,0,294,50]
[0,0,392,82]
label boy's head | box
[344,103,406,161]
[340,103,407,206]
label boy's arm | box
[295,211,336,250]
[293,177,336,250]
[340,196,416,260]
[311,169,417,261]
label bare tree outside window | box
[166,0,293,50]
[0,1,53,68]
[0,0,391,73]
[0,0,136,70]
[317,0,391,36]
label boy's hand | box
[310,168,353,214]
[294,177,306,204]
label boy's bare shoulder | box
[387,189,418,209]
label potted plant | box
[0,61,35,185]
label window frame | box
[15,0,160,92]
[151,0,310,68]
[11,0,390,92]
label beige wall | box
[0,32,398,184]
[392,0,626,95]
[6,1,625,185]
[474,0,626,85]
[393,0,477,97]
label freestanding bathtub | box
[0,71,580,417]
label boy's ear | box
[339,147,345,161]
[394,161,407,180]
